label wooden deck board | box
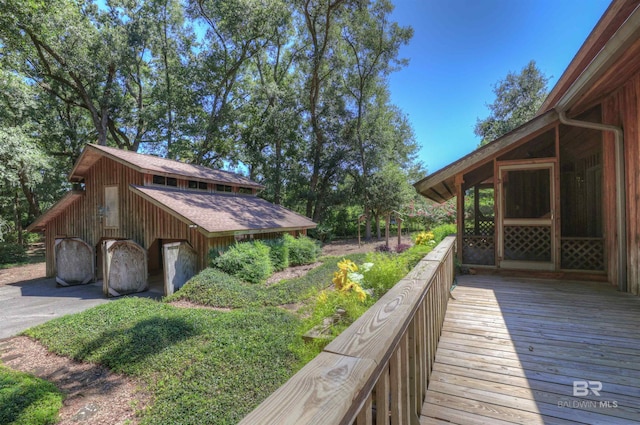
[421,275,640,424]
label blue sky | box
[388,0,611,174]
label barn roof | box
[129,185,317,237]
[26,190,84,232]
[70,144,264,189]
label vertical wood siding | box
[602,72,640,294]
[44,156,213,277]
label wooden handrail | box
[239,236,457,425]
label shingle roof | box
[70,144,263,189]
[26,191,85,232]
[130,185,316,236]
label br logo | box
[573,380,602,397]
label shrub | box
[0,243,27,265]
[375,243,391,252]
[284,234,321,266]
[431,223,457,243]
[395,243,411,253]
[262,238,289,271]
[213,241,273,284]
[362,252,408,296]
[402,244,433,269]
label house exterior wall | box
[602,72,640,295]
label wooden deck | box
[420,275,640,424]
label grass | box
[0,364,64,425]
[24,298,300,425]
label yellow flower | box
[337,259,358,273]
[318,290,328,303]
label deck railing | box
[239,236,456,425]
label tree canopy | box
[474,60,549,146]
[0,0,424,243]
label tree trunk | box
[385,213,390,249]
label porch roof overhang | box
[415,1,640,204]
[413,110,558,203]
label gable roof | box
[415,0,640,202]
[70,144,264,189]
[414,110,557,203]
[130,185,317,237]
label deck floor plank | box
[421,275,640,424]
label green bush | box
[0,243,27,265]
[362,252,408,296]
[284,234,321,266]
[213,241,273,284]
[430,223,457,243]
[262,238,289,271]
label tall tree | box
[341,0,412,238]
[298,0,348,220]
[185,0,288,166]
[475,60,549,146]
[0,0,187,152]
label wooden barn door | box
[102,240,148,297]
[54,238,94,286]
[162,241,198,296]
[498,162,556,271]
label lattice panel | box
[463,236,495,265]
[504,226,551,262]
[561,238,604,270]
[464,219,494,236]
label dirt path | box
[0,262,45,286]
[0,336,150,425]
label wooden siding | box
[44,156,211,277]
[421,274,640,424]
[602,72,640,295]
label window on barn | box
[188,180,209,190]
[216,184,232,192]
[104,186,119,229]
[238,187,253,195]
[152,175,178,187]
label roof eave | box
[414,110,558,202]
[26,190,85,232]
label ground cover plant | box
[24,299,300,425]
[0,364,63,425]
[168,254,367,309]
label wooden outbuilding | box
[415,0,640,294]
[27,144,316,296]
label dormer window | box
[188,180,208,190]
[238,187,253,195]
[152,175,177,187]
[216,184,232,192]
